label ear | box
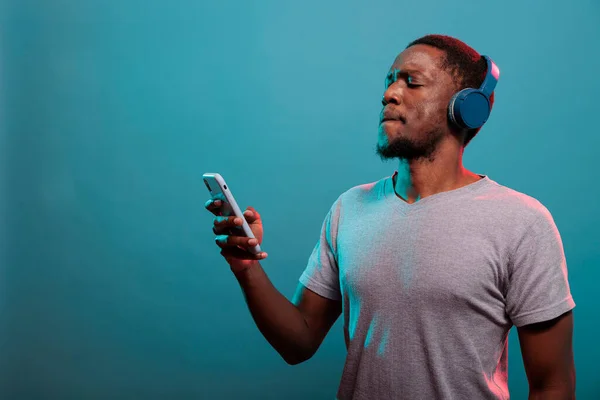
[446,109,470,145]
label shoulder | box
[479,177,556,228]
[320,174,391,222]
[337,174,390,205]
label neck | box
[393,138,481,204]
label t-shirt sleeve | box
[506,208,575,327]
[298,198,342,301]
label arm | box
[234,262,342,365]
[517,311,575,399]
[206,200,342,365]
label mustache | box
[380,108,406,123]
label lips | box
[380,114,406,124]
[380,108,406,124]
[381,117,404,123]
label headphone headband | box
[479,55,499,96]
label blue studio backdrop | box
[1,0,599,398]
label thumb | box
[243,206,261,223]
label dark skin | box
[206,203,340,365]
[205,44,575,398]
[518,311,575,399]
[380,44,482,202]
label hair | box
[406,34,495,147]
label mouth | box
[380,109,406,125]
[380,116,406,124]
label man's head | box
[376,34,495,162]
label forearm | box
[528,388,574,400]
[233,262,313,364]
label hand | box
[205,199,268,274]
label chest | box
[336,207,509,311]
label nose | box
[382,84,402,106]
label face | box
[376,44,457,161]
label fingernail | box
[260,252,268,258]
[214,200,222,206]
[244,210,253,217]
[248,239,258,246]
[234,218,242,225]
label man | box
[205,34,576,399]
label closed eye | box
[406,76,422,88]
[385,70,423,89]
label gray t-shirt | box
[299,172,575,400]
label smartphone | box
[202,172,261,254]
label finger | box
[242,206,261,224]
[220,247,268,260]
[215,235,259,249]
[204,198,222,210]
[213,215,244,229]
[212,225,233,235]
[213,225,241,236]
[204,199,223,215]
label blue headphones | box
[448,55,500,130]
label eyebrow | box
[385,68,429,84]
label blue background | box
[1,0,598,398]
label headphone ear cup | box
[448,89,467,128]
[449,88,491,130]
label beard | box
[376,127,445,162]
